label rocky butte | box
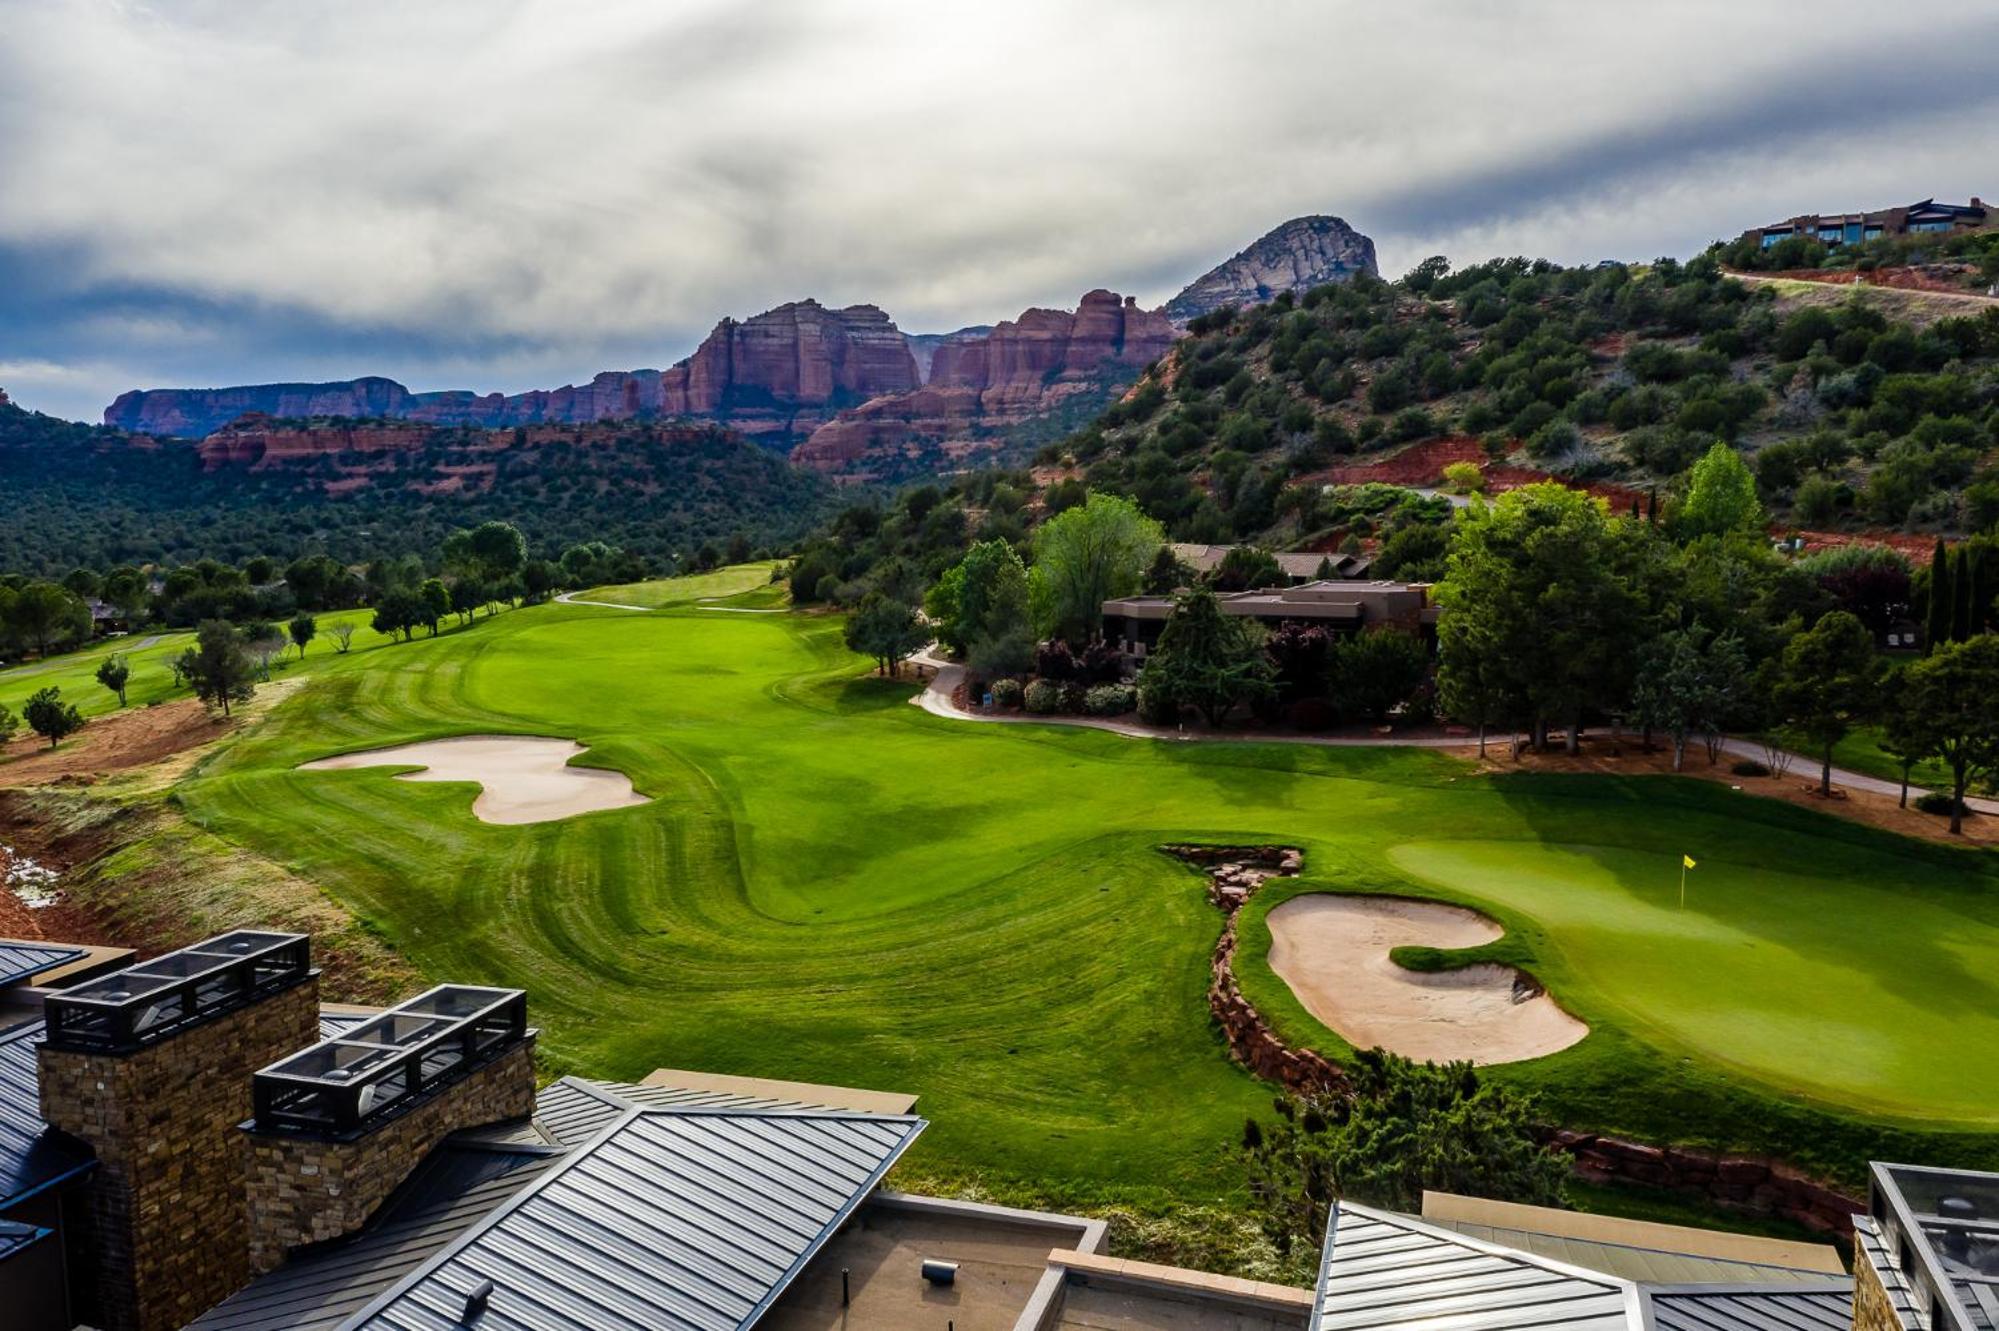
[103,300,919,444]
[790,290,1176,477]
[1164,215,1379,324]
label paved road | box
[911,651,1999,811]
[553,590,651,612]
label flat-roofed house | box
[1749,198,1992,249]
[1103,580,1436,665]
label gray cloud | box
[2,0,1994,421]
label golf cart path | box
[553,590,785,614]
[910,652,1999,812]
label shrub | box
[1287,698,1338,731]
[1136,682,1177,725]
[1730,760,1770,778]
[1035,639,1077,680]
[1024,679,1065,714]
[990,678,1023,709]
[1084,683,1138,716]
[1915,791,1961,817]
[1441,461,1485,494]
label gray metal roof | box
[0,941,85,988]
[1422,1221,1842,1287]
[1643,1284,1853,1331]
[1314,1205,1635,1331]
[186,1145,563,1331]
[195,1077,845,1331]
[1314,1204,1865,1331]
[0,1008,370,1209]
[345,1106,924,1331]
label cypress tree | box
[1953,547,1976,643]
[1927,538,1950,653]
[1645,489,1658,524]
[1971,543,1993,638]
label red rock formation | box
[791,291,1174,476]
[105,301,919,444]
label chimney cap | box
[42,931,311,1054]
[252,984,528,1138]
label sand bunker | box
[299,736,648,825]
[1265,895,1586,1065]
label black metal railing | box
[251,985,527,1137]
[42,931,312,1053]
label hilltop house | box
[0,926,1989,1331]
[1749,198,1993,249]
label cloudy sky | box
[3,0,1996,422]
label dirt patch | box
[0,698,231,786]
[299,735,649,824]
[1306,436,1647,510]
[1265,895,1587,1065]
[1459,740,1999,847]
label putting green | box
[1387,840,1999,1123]
[111,569,1999,1200]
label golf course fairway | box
[164,573,1999,1201]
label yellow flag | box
[1683,855,1697,869]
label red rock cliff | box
[106,301,918,444]
[791,291,1174,476]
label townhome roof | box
[192,1075,924,1331]
[1312,1204,1855,1331]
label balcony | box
[251,985,527,1137]
[41,931,312,1053]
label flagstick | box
[1679,861,1687,911]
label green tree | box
[469,520,528,583]
[95,653,131,707]
[178,620,256,717]
[1925,538,1951,653]
[965,550,1035,680]
[1632,626,1750,771]
[372,591,421,642]
[1243,1051,1566,1278]
[6,581,89,659]
[1143,544,1197,595]
[22,687,84,749]
[102,566,151,623]
[844,594,929,677]
[1209,545,1284,592]
[1137,585,1273,726]
[1770,610,1882,796]
[1877,669,1927,809]
[1436,484,1656,752]
[1897,636,1999,834]
[1030,493,1163,642]
[1332,629,1430,723]
[1676,441,1764,540]
[418,579,452,636]
[288,614,317,659]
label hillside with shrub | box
[1051,255,1999,553]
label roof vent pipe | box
[459,1278,495,1324]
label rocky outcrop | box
[790,290,1174,477]
[1165,215,1378,324]
[190,414,732,492]
[104,300,919,445]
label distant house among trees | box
[1103,580,1434,665]
[1167,543,1373,584]
[1745,197,1992,249]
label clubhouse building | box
[1104,580,1438,665]
[0,928,1991,1331]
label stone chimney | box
[36,931,319,1331]
[243,984,535,1272]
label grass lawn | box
[585,561,780,607]
[108,569,1999,1204]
